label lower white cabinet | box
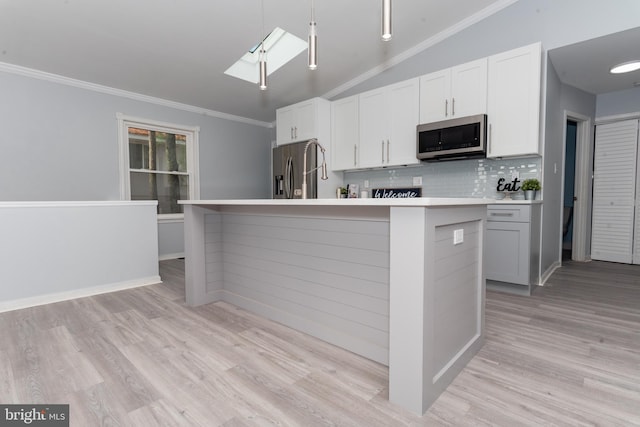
[485,204,541,294]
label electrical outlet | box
[453,229,464,245]
[413,176,423,186]
[364,180,370,188]
[511,170,520,180]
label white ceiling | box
[1,1,638,124]
[0,0,512,123]
[548,26,640,95]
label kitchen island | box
[180,198,491,415]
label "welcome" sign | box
[372,187,422,198]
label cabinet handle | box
[381,140,385,163]
[490,212,514,217]
[386,140,390,163]
[354,144,357,167]
[445,99,448,117]
[294,126,298,139]
[290,127,294,140]
[452,98,455,116]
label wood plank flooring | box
[1,259,639,426]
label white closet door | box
[591,119,639,263]
[635,124,640,265]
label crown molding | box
[0,61,273,128]
[324,0,519,100]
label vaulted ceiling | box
[1,1,638,124]
[0,0,513,122]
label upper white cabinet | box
[358,78,420,168]
[486,42,542,158]
[276,98,327,145]
[331,95,359,171]
[419,58,487,124]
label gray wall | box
[344,157,541,199]
[539,62,597,275]
[332,0,640,101]
[541,62,564,275]
[596,86,640,118]
[332,0,635,275]
[0,68,272,258]
[558,81,597,259]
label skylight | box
[224,27,308,84]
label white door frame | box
[560,111,592,262]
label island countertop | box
[181,197,490,415]
[179,197,495,207]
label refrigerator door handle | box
[284,156,294,199]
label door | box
[388,78,420,166]
[276,106,295,145]
[450,57,487,118]
[331,95,359,170]
[591,119,639,263]
[485,220,530,285]
[563,120,577,260]
[294,100,317,142]
[419,69,450,123]
[359,87,388,168]
[486,43,542,158]
[272,144,290,199]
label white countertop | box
[180,198,496,207]
[491,199,543,204]
[0,201,158,208]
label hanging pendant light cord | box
[261,0,265,48]
[308,0,318,70]
[259,0,267,90]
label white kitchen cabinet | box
[331,95,359,171]
[485,204,541,295]
[276,98,325,145]
[486,42,542,158]
[274,97,340,198]
[419,58,487,124]
[358,78,420,168]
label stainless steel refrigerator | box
[273,141,317,199]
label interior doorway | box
[561,111,593,263]
[563,121,577,260]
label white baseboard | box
[540,261,561,286]
[0,275,162,313]
[159,252,185,261]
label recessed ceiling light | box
[610,60,640,74]
[224,27,307,84]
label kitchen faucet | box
[302,138,328,199]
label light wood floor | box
[1,259,639,426]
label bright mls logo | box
[1,405,68,426]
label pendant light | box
[382,0,392,41]
[259,49,267,90]
[259,0,267,90]
[308,0,318,70]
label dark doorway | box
[563,120,578,260]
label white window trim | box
[117,113,200,222]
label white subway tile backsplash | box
[343,156,541,200]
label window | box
[117,114,199,220]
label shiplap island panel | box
[180,198,491,415]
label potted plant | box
[336,187,348,198]
[521,178,541,200]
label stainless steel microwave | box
[416,114,487,161]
